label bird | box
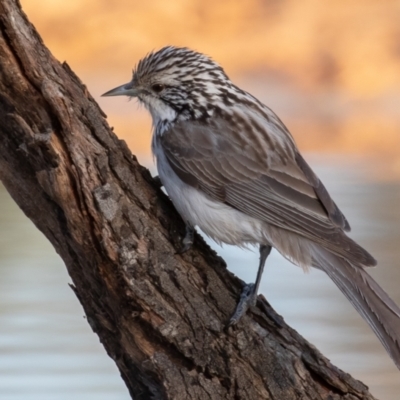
[102,46,400,369]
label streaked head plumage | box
[103,46,233,123]
[133,47,231,119]
[133,46,228,85]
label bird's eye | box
[151,83,165,93]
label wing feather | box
[160,115,376,267]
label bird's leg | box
[252,244,272,304]
[229,244,272,325]
[177,223,195,254]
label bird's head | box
[102,46,231,125]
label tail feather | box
[313,246,400,369]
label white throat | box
[144,96,177,127]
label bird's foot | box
[176,224,194,254]
[228,283,257,326]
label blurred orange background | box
[20,0,400,178]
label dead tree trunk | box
[0,1,376,399]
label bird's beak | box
[101,82,139,97]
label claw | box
[176,224,194,254]
[229,283,256,326]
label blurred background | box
[0,0,399,399]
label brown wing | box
[160,115,376,267]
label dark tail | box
[313,246,400,369]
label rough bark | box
[0,1,376,399]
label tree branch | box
[0,1,376,398]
